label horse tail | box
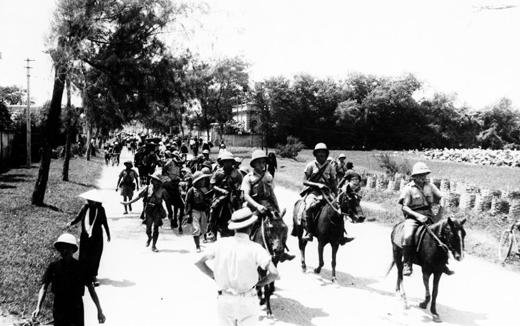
[384,259,395,278]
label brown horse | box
[251,209,289,316]
[292,191,364,282]
[388,217,466,323]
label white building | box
[232,103,260,132]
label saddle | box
[392,222,428,253]
[295,200,326,226]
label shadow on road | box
[157,248,190,254]
[316,267,487,326]
[416,302,488,326]
[264,294,329,326]
[97,278,136,288]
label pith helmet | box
[344,170,361,181]
[54,233,78,253]
[250,150,268,167]
[411,162,431,176]
[338,154,346,159]
[218,150,234,162]
[192,171,210,184]
[149,171,163,183]
[313,143,329,157]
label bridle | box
[320,189,353,223]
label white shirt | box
[206,233,271,293]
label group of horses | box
[228,188,467,323]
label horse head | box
[442,217,467,261]
[339,191,366,223]
[263,209,288,261]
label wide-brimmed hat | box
[78,189,103,203]
[192,171,211,184]
[54,233,78,253]
[124,160,133,167]
[149,171,163,183]
[250,150,267,167]
[338,154,346,159]
[228,207,258,230]
[313,143,329,157]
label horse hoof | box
[331,277,336,283]
[313,267,321,274]
[419,302,428,309]
[432,314,442,323]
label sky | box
[1,0,520,109]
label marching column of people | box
[36,132,450,326]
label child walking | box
[116,160,140,214]
[32,233,106,325]
[185,171,211,252]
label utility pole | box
[24,58,34,167]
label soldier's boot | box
[402,246,414,276]
[302,209,315,242]
[339,217,355,246]
[443,265,455,276]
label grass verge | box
[0,156,104,322]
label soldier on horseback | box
[207,151,243,240]
[242,150,295,262]
[399,162,453,276]
[301,143,354,245]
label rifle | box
[299,162,330,197]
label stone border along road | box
[4,148,519,326]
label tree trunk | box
[62,77,73,181]
[62,120,77,181]
[32,62,67,205]
[86,124,92,160]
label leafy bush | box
[374,153,412,177]
[0,100,14,130]
[276,136,304,159]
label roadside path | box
[81,149,520,326]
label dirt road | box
[14,149,520,326]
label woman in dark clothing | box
[69,190,111,286]
[267,152,278,178]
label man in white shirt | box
[195,207,279,326]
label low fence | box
[220,134,263,148]
[0,130,15,173]
[362,172,520,217]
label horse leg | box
[394,246,408,309]
[314,242,324,274]
[419,271,431,309]
[265,284,272,316]
[430,272,443,323]
[331,243,339,283]
[299,234,307,272]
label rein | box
[426,222,449,253]
[260,215,274,256]
[320,189,352,223]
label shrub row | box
[417,148,520,167]
[361,172,520,218]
